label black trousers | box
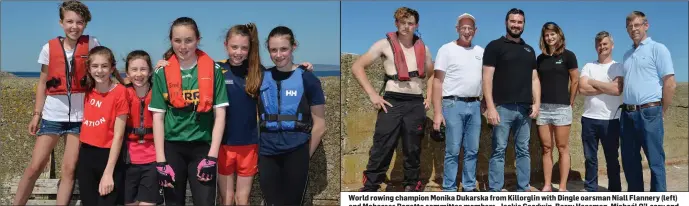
[362,92,425,189]
[162,141,216,206]
[259,142,310,206]
[76,143,125,206]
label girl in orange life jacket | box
[13,1,100,205]
[149,17,228,206]
[121,50,162,206]
[258,26,326,206]
[76,46,129,206]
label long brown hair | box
[226,23,261,98]
[84,46,125,90]
[164,17,201,60]
[539,22,566,56]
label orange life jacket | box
[125,86,153,143]
[385,32,426,81]
[45,35,90,95]
[163,49,214,113]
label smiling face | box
[595,36,614,57]
[544,30,559,47]
[127,58,151,87]
[88,54,113,84]
[626,16,648,44]
[268,35,295,68]
[225,34,250,66]
[456,18,476,43]
[59,10,86,41]
[170,25,199,61]
[505,13,525,38]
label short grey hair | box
[595,31,614,44]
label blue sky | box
[342,1,689,82]
[1,1,340,72]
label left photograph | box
[0,1,341,205]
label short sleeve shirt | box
[80,84,129,148]
[537,49,578,105]
[482,36,537,105]
[619,37,675,105]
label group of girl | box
[13,1,326,206]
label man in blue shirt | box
[614,11,676,192]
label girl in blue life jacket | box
[257,26,326,206]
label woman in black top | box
[535,22,579,192]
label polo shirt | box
[619,37,674,105]
[536,49,578,105]
[434,41,484,98]
[482,36,537,106]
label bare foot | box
[541,185,552,192]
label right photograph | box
[341,1,688,192]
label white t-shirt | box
[580,60,624,120]
[37,36,100,122]
[434,42,484,97]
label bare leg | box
[218,173,236,205]
[555,125,572,191]
[538,125,554,192]
[12,134,60,205]
[56,133,81,205]
[234,175,254,205]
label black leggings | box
[163,141,216,206]
[76,143,125,206]
[259,142,310,206]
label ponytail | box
[164,47,174,60]
[245,23,262,98]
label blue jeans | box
[36,118,81,136]
[488,103,531,192]
[441,99,481,192]
[620,105,666,192]
[581,117,621,192]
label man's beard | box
[506,26,523,38]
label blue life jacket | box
[257,66,314,155]
[258,67,312,134]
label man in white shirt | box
[577,31,623,192]
[432,13,484,192]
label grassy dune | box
[340,53,688,191]
[0,72,341,205]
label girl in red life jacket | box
[76,46,129,206]
[149,17,229,206]
[14,1,100,205]
[121,50,161,206]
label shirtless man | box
[352,7,434,192]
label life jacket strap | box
[125,127,153,136]
[264,114,300,121]
[384,71,420,82]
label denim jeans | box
[488,103,532,192]
[441,99,481,191]
[581,117,621,192]
[620,105,666,192]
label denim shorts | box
[36,118,82,136]
[536,103,572,126]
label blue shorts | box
[36,119,81,136]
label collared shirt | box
[434,41,484,97]
[619,37,674,105]
[483,36,537,105]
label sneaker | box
[358,187,378,192]
[405,181,423,192]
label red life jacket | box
[45,35,90,95]
[164,49,215,113]
[125,86,153,143]
[385,32,426,81]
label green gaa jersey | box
[148,63,229,142]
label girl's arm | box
[309,105,326,158]
[153,112,166,162]
[104,114,127,175]
[29,65,49,135]
[207,107,226,158]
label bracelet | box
[32,111,42,116]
